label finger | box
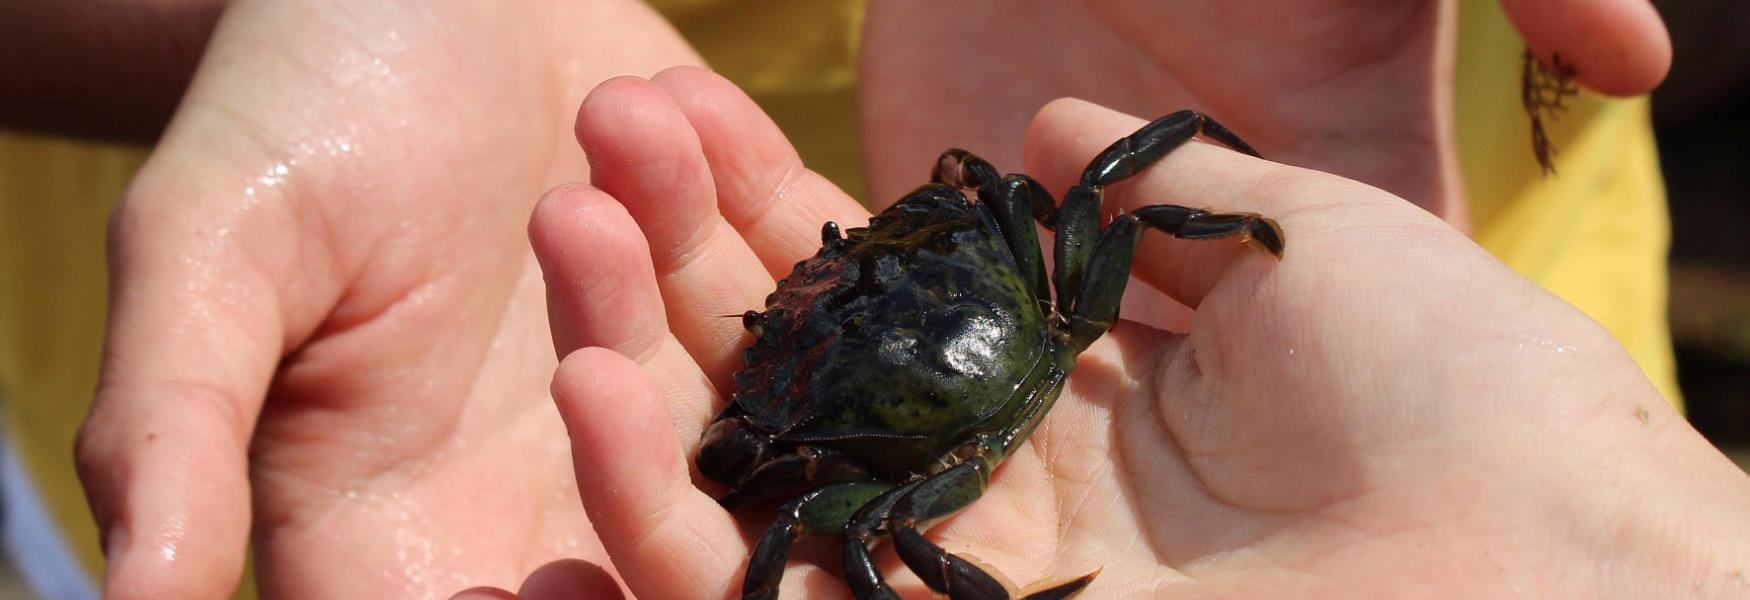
[1022,98,1422,309]
[517,559,627,600]
[529,184,720,443]
[648,66,872,276]
[1500,0,1671,95]
[75,180,289,598]
[449,587,519,600]
[552,348,745,600]
[573,76,776,389]
[530,183,668,360]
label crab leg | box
[934,149,1056,306]
[1062,206,1283,350]
[742,481,893,600]
[1078,110,1259,188]
[843,481,918,600]
[841,433,1096,600]
[841,352,1083,600]
[1051,111,1283,348]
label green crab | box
[695,111,1285,600]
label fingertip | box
[1503,0,1672,95]
[529,184,667,360]
[575,75,692,168]
[449,587,520,600]
[649,65,870,275]
[517,559,626,600]
[650,64,721,88]
[529,183,603,253]
[574,74,722,266]
[575,75,655,150]
[78,394,251,600]
[648,65,768,133]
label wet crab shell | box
[728,186,1051,479]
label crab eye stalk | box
[822,221,843,247]
[742,310,765,336]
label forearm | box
[0,0,227,142]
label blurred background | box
[0,2,1745,599]
[1653,1,1750,470]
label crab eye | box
[821,221,843,246]
[742,310,764,335]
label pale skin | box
[43,0,1690,598]
[72,1,701,598]
[505,71,1750,599]
[858,0,1672,224]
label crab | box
[695,111,1286,600]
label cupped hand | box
[74,1,700,597]
[536,73,1750,598]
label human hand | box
[860,0,1671,225]
[73,1,700,597]
[536,74,1750,598]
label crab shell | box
[707,185,1065,485]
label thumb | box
[74,145,328,597]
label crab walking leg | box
[890,452,1010,598]
[1134,204,1285,256]
[842,360,1084,600]
[843,481,920,600]
[742,481,894,600]
[933,149,1056,305]
[1063,215,1141,351]
[844,476,1096,600]
[1051,185,1101,314]
[1078,110,1260,188]
[884,440,1096,600]
[842,467,1007,600]
[1063,209,1283,350]
[1058,109,1244,305]
[932,149,1057,228]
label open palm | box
[535,70,1743,599]
[75,1,697,597]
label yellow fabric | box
[1454,1,1679,405]
[0,0,1676,591]
[655,0,869,198]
